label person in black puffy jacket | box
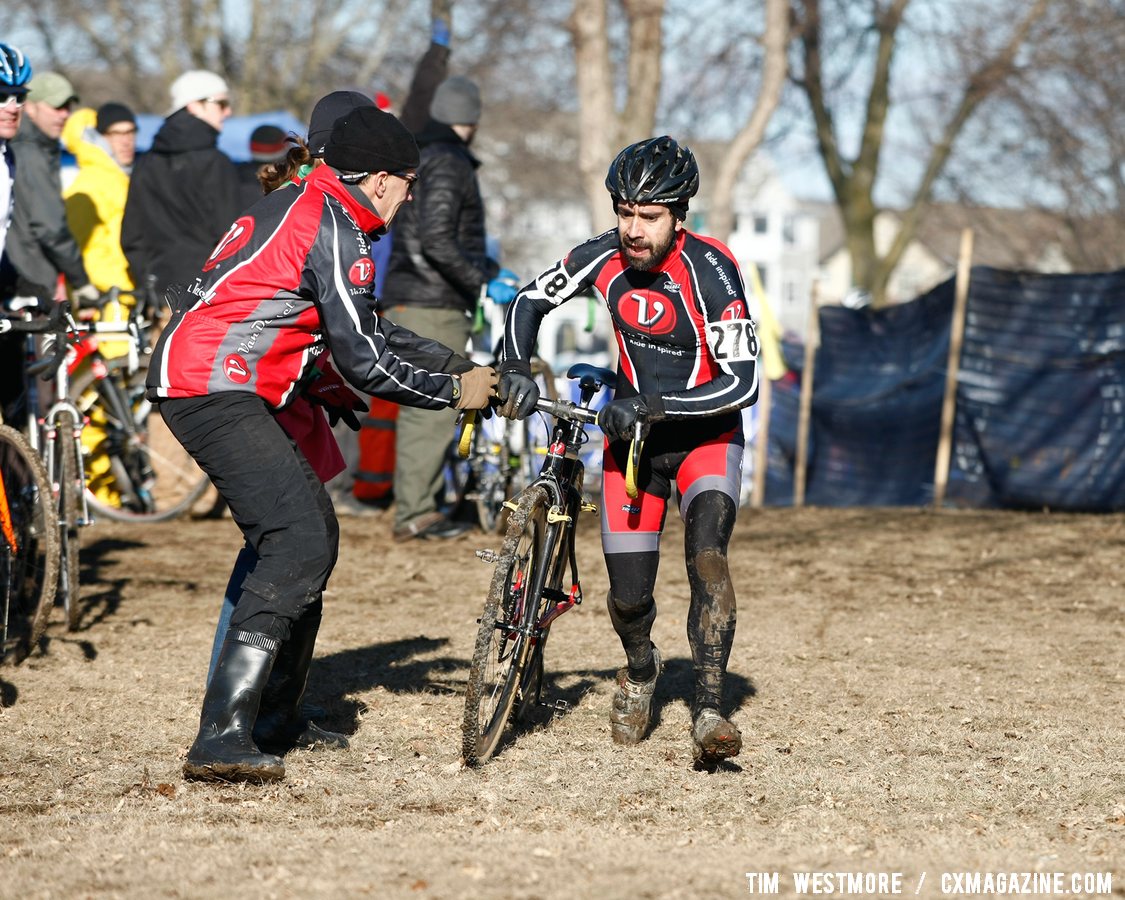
[381,75,500,542]
[120,70,242,296]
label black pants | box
[160,392,339,642]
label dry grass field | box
[1,506,1122,899]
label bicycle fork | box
[43,399,91,529]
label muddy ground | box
[1,506,1122,899]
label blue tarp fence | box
[763,267,1125,511]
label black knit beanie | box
[324,106,419,174]
[307,90,375,157]
[96,102,136,134]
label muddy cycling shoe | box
[691,708,742,764]
[609,645,663,745]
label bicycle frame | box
[506,374,604,637]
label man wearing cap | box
[121,69,241,296]
[6,70,99,306]
[146,105,498,783]
[382,75,502,542]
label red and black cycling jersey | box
[502,228,758,419]
[146,164,457,411]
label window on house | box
[782,215,796,245]
[753,214,768,234]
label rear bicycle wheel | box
[70,358,210,522]
[462,485,550,764]
[52,412,83,630]
[0,424,58,663]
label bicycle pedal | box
[581,501,598,514]
[475,548,501,563]
[540,698,570,716]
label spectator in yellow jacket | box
[61,102,136,296]
[61,102,139,506]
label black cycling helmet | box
[605,135,700,219]
[0,43,31,95]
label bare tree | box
[10,0,426,117]
[706,0,789,243]
[792,0,1054,306]
[567,0,790,235]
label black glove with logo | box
[597,395,650,443]
[497,369,540,420]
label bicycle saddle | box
[566,363,616,392]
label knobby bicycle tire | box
[69,358,210,523]
[462,485,551,765]
[0,424,59,663]
[53,410,83,631]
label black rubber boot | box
[253,611,348,755]
[183,631,285,783]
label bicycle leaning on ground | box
[461,362,643,765]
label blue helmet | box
[0,43,32,94]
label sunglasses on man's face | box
[202,97,231,110]
[0,93,26,109]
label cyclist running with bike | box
[497,136,758,764]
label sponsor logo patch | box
[223,353,252,384]
[721,299,747,320]
[620,290,677,336]
[203,217,255,272]
[348,258,374,287]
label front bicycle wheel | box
[52,411,83,630]
[70,358,210,522]
[462,485,550,765]
[0,425,59,663]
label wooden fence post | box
[933,228,975,508]
[794,282,819,506]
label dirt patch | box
[1,507,1122,898]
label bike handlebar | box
[534,396,598,424]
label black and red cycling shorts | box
[600,412,744,555]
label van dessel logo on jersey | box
[203,217,255,272]
[721,299,747,321]
[621,290,677,336]
[348,258,374,287]
[223,353,252,384]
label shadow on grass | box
[70,537,146,635]
[306,637,756,764]
[309,636,465,737]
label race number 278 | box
[708,319,758,361]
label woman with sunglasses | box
[121,69,242,298]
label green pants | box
[388,305,471,529]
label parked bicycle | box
[0,420,58,663]
[2,301,96,630]
[461,362,640,765]
[67,287,210,523]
